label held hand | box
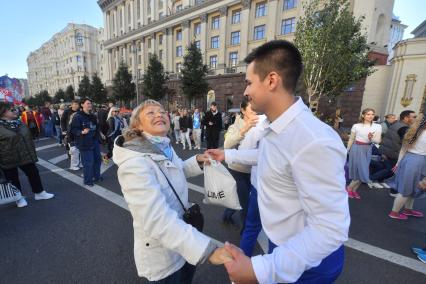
[205,149,225,162]
[418,180,426,190]
[196,154,211,165]
[223,242,257,284]
[392,165,398,173]
[82,128,90,135]
[368,132,374,141]
[209,247,234,265]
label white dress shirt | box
[225,98,350,283]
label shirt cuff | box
[251,255,270,284]
[224,149,236,165]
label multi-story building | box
[27,23,100,97]
[98,0,395,122]
[387,14,407,64]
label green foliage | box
[294,0,374,109]
[142,54,169,101]
[77,75,92,100]
[65,85,75,102]
[53,88,66,104]
[26,90,51,106]
[180,42,209,105]
[91,73,107,104]
[112,62,136,107]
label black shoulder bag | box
[155,163,204,232]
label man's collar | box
[260,97,308,134]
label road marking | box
[101,160,115,175]
[48,154,69,164]
[35,143,426,275]
[36,144,59,151]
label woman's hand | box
[240,115,259,136]
[196,154,211,165]
[209,247,233,265]
[368,132,374,141]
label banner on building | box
[0,75,24,103]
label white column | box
[218,6,228,69]
[123,2,128,33]
[114,8,118,37]
[266,0,278,40]
[104,12,109,40]
[200,13,208,64]
[166,28,173,72]
[239,1,251,65]
[152,33,157,56]
[182,20,191,49]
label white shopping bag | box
[203,160,241,210]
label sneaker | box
[389,189,399,198]
[412,247,426,255]
[388,211,408,220]
[94,177,104,183]
[16,197,28,208]
[69,167,80,171]
[347,190,355,199]
[418,252,426,263]
[175,141,179,144]
[85,183,94,187]
[381,183,391,189]
[34,191,54,200]
[402,208,424,218]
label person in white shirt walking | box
[172,110,181,144]
[346,109,382,199]
[207,40,350,284]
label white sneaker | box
[175,141,179,144]
[69,167,80,171]
[183,146,186,150]
[34,191,55,200]
[16,197,28,208]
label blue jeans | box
[44,120,53,137]
[80,142,101,185]
[223,169,251,225]
[147,262,196,284]
[370,158,397,181]
[55,125,62,144]
[269,244,345,284]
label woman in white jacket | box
[113,100,230,283]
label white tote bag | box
[203,160,241,210]
[0,169,22,205]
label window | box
[159,12,163,19]
[194,23,201,36]
[128,4,131,21]
[211,36,219,48]
[195,40,201,49]
[176,4,183,11]
[176,46,183,57]
[159,50,163,60]
[148,38,152,48]
[211,16,220,30]
[255,2,267,18]
[283,0,297,10]
[159,34,163,45]
[231,10,241,24]
[76,55,82,62]
[138,55,141,64]
[281,18,296,35]
[176,62,182,73]
[75,33,83,46]
[231,31,240,45]
[253,25,265,40]
[159,0,164,9]
[176,30,182,41]
[209,55,217,68]
[229,52,238,67]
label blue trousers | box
[44,120,53,137]
[223,169,251,225]
[80,142,101,185]
[147,262,196,284]
[268,244,345,284]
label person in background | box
[52,106,62,145]
[61,101,81,170]
[222,97,258,227]
[58,103,65,119]
[70,98,102,187]
[105,106,124,161]
[40,101,53,137]
[0,102,54,208]
[388,115,426,220]
[346,108,382,200]
[97,104,110,141]
[381,114,397,135]
[113,100,231,283]
[21,106,41,139]
[179,109,193,150]
[192,108,202,150]
[203,102,222,149]
[172,110,181,144]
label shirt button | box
[146,243,149,247]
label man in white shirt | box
[207,40,350,284]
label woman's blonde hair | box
[122,99,164,141]
[403,114,425,148]
[359,108,375,124]
[107,106,119,121]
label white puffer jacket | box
[113,136,215,281]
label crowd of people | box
[2,39,426,283]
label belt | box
[355,141,371,145]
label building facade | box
[387,14,407,64]
[27,23,100,97]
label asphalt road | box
[1,136,426,284]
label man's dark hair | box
[244,40,303,93]
[211,102,217,106]
[80,98,92,106]
[400,110,415,121]
[71,99,80,104]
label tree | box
[294,0,374,111]
[112,62,136,106]
[77,75,92,100]
[142,54,169,101]
[65,85,75,102]
[53,88,66,104]
[180,42,209,106]
[37,90,51,105]
[91,73,107,104]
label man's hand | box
[205,149,225,162]
[196,154,211,165]
[82,128,90,135]
[209,247,234,265]
[223,242,257,284]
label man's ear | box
[267,72,280,91]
